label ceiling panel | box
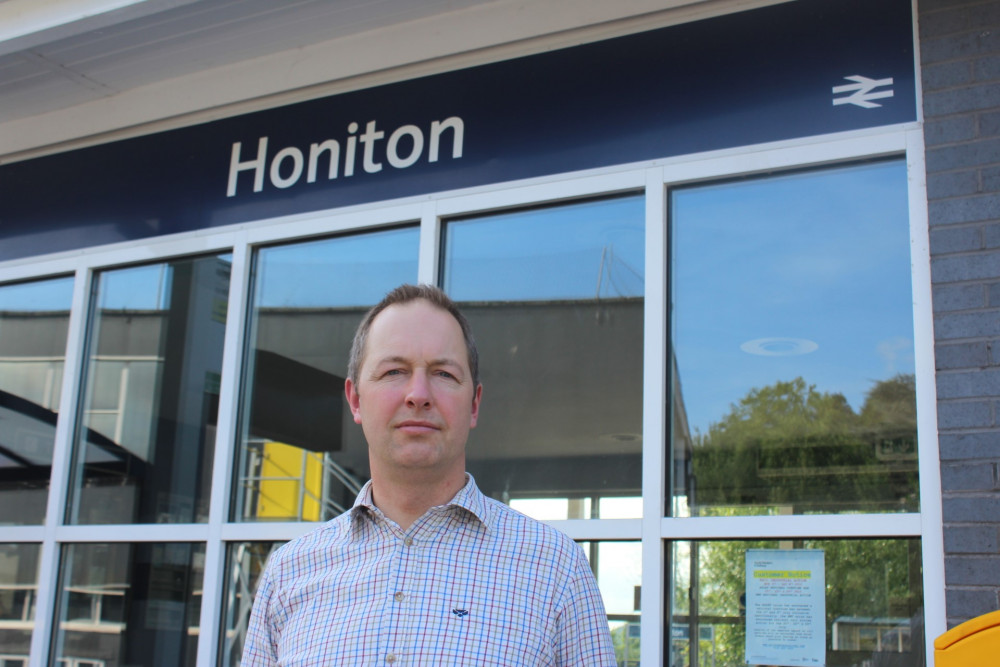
[0,0,489,126]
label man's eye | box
[384,369,404,376]
[435,370,456,380]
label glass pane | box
[219,541,283,666]
[233,227,418,521]
[578,541,642,666]
[669,538,924,666]
[0,277,74,524]
[51,542,204,667]
[0,544,41,664]
[670,161,918,516]
[69,255,231,524]
[443,195,644,519]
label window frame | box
[0,123,940,667]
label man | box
[241,284,616,666]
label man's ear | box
[345,378,363,425]
[469,383,482,428]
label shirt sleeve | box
[240,563,281,667]
[554,547,618,667]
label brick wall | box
[919,0,1000,627]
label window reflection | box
[233,227,418,522]
[52,542,204,667]
[69,255,230,524]
[0,277,74,525]
[443,195,645,519]
[670,161,918,516]
[0,544,40,664]
[219,541,283,665]
[578,541,642,667]
[669,538,924,666]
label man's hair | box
[348,284,480,388]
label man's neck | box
[369,469,467,531]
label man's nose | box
[405,370,432,407]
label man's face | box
[345,299,481,481]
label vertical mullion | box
[418,201,440,286]
[198,234,252,667]
[906,127,946,659]
[640,167,667,667]
[29,264,92,667]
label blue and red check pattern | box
[241,475,617,666]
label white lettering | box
[429,117,464,162]
[308,140,340,182]
[226,116,464,197]
[269,147,304,189]
[227,137,268,197]
[360,120,385,173]
[344,122,359,177]
[387,125,424,169]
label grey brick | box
[977,54,1000,82]
[928,194,1000,225]
[984,165,1000,191]
[920,0,979,15]
[944,496,1000,524]
[926,138,1000,172]
[944,524,1000,552]
[946,588,1000,620]
[936,367,1000,397]
[931,252,1000,282]
[945,554,1000,584]
[990,282,1000,306]
[969,2,1000,29]
[935,341,991,368]
[942,459,997,488]
[924,83,1000,116]
[919,6,971,40]
[939,400,995,429]
[939,431,1000,460]
[925,114,977,146]
[928,170,981,199]
[921,30,1000,66]
[934,310,1000,339]
[923,61,975,92]
[986,223,1000,248]
[931,225,983,254]
[983,109,1000,137]
[933,283,985,311]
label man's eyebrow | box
[372,355,464,369]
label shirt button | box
[403,537,414,546]
[386,654,397,663]
[394,591,405,602]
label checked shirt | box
[241,475,616,666]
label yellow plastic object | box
[934,609,1000,666]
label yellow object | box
[257,441,323,521]
[934,609,1000,666]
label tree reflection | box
[690,375,919,515]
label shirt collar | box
[349,474,493,533]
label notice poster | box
[745,549,826,666]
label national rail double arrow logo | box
[832,75,895,109]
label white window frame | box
[0,122,941,667]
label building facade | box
[0,0,997,665]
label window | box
[670,160,917,517]
[442,195,645,519]
[51,542,204,667]
[0,544,40,665]
[0,278,74,524]
[68,255,231,524]
[233,227,419,522]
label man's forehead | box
[370,299,456,332]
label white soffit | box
[0,0,749,161]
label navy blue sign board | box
[0,0,915,262]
